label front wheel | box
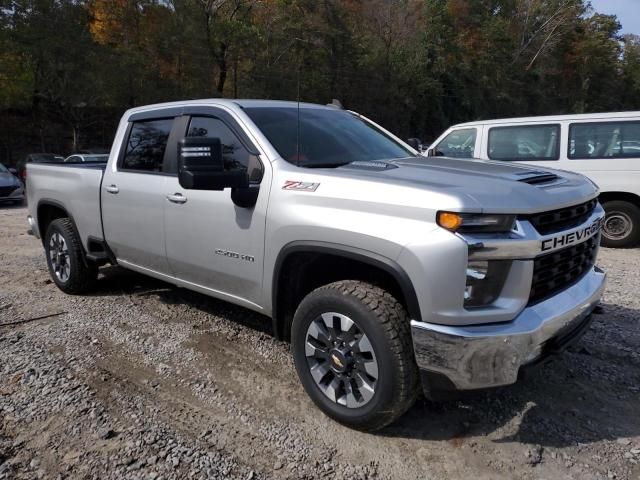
[44,218,97,294]
[601,200,640,248]
[291,280,419,431]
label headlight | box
[437,212,516,233]
[464,260,511,308]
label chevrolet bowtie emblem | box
[331,354,344,369]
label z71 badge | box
[541,218,603,252]
[282,180,320,192]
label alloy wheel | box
[304,312,379,408]
[49,232,70,282]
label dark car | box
[0,163,25,204]
[17,153,64,184]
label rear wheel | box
[601,200,640,248]
[44,218,97,294]
[291,280,419,431]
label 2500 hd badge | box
[541,218,603,252]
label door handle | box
[105,184,119,194]
[166,193,188,204]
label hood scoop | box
[513,170,560,185]
[342,160,399,171]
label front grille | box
[0,186,17,197]
[529,235,598,305]
[525,199,598,235]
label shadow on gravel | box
[89,267,640,448]
[93,265,273,335]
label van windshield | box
[244,107,415,168]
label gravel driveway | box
[1,205,639,480]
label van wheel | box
[291,280,419,431]
[601,201,640,248]
[44,218,97,294]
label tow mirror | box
[178,137,248,191]
[407,138,423,152]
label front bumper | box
[411,266,606,396]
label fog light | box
[464,260,510,308]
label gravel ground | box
[1,205,639,480]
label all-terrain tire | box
[601,200,640,248]
[44,218,97,294]
[291,280,419,431]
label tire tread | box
[45,218,97,294]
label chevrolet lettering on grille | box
[541,218,603,252]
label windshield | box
[244,107,414,167]
[0,164,8,173]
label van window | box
[488,125,560,161]
[569,121,640,159]
[122,119,173,172]
[434,128,476,158]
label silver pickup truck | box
[27,100,606,431]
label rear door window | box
[488,125,560,161]
[434,128,477,158]
[121,119,173,172]
[569,121,640,159]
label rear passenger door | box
[101,114,179,275]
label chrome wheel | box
[49,232,70,282]
[305,312,378,408]
[603,211,632,240]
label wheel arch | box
[37,199,73,245]
[37,200,90,266]
[598,191,640,208]
[271,241,421,341]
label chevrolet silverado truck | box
[27,100,606,431]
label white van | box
[427,112,640,248]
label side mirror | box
[9,167,17,174]
[407,138,423,152]
[178,137,248,191]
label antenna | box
[296,48,302,167]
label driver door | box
[163,110,268,307]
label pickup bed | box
[27,99,606,431]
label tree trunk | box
[216,42,228,96]
[71,125,79,153]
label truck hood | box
[330,156,598,214]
